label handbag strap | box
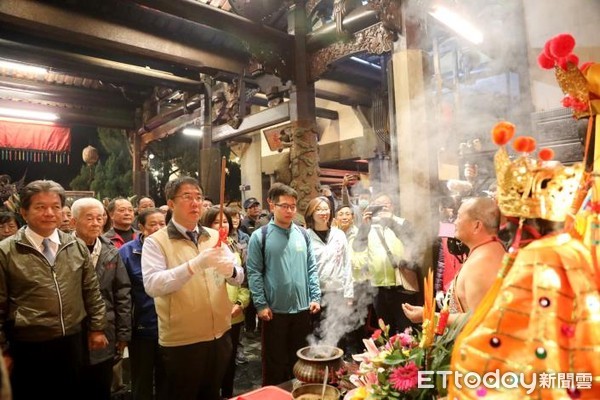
[375,227,396,267]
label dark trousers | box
[10,332,83,400]
[129,335,164,400]
[160,334,232,400]
[221,324,242,398]
[374,286,420,334]
[244,299,258,332]
[262,310,311,386]
[82,358,113,400]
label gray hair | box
[71,198,105,219]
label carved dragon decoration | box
[309,22,396,80]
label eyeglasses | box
[315,208,330,213]
[174,193,203,203]
[275,203,297,212]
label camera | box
[239,184,251,191]
[365,205,384,215]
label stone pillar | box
[391,39,435,269]
[239,132,264,203]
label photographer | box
[351,193,422,333]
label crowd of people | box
[0,173,508,400]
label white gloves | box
[188,247,235,277]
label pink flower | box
[349,370,379,388]
[371,329,382,340]
[388,334,401,349]
[397,328,415,348]
[352,338,380,363]
[389,362,419,392]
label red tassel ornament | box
[491,121,516,145]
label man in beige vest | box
[402,197,505,324]
[142,177,243,400]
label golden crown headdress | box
[538,33,600,118]
[492,121,584,221]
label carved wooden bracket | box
[369,0,403,33]
[309,22,396,81]
[305,0,320,16]
[244,45,291,81]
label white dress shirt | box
[25,227,60,259]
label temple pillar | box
[390,37,436,269]
[132,129,148,196]
[198,83,221,201]
[288,1,320,213]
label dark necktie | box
[42,238,56,264]
[186,230,198,246]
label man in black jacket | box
[240,197,268,236]
[72,197,132,400]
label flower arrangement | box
[345,271,467,400]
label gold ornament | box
[494,146,584,222]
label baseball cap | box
[244,197,260,209]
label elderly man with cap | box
[240,197,268,236]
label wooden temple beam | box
[0,0,246,75]
[319,177,345,184]
[212,102,290,143]
[319,168,358,178]
[140,106,204,147]
[316,79,372,107]
[306,5,380,51]
[0,99,135,129]
[0,75,136,110]
[139,101,340,148]
[133,0,292,55]
[249,96,339,120]
[0,38,203,91]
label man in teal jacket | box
[247,183,321,385]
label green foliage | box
[345,316,468,400]
[69,164,93,191]
[69,129,242,204]
[147,134,241,204]
[147,133,200,202]
[69,128,132,198]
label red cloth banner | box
[0,119,71,163]
[0,119,70,152]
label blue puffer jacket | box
[119,236,158,338]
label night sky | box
[0,125,102,190]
